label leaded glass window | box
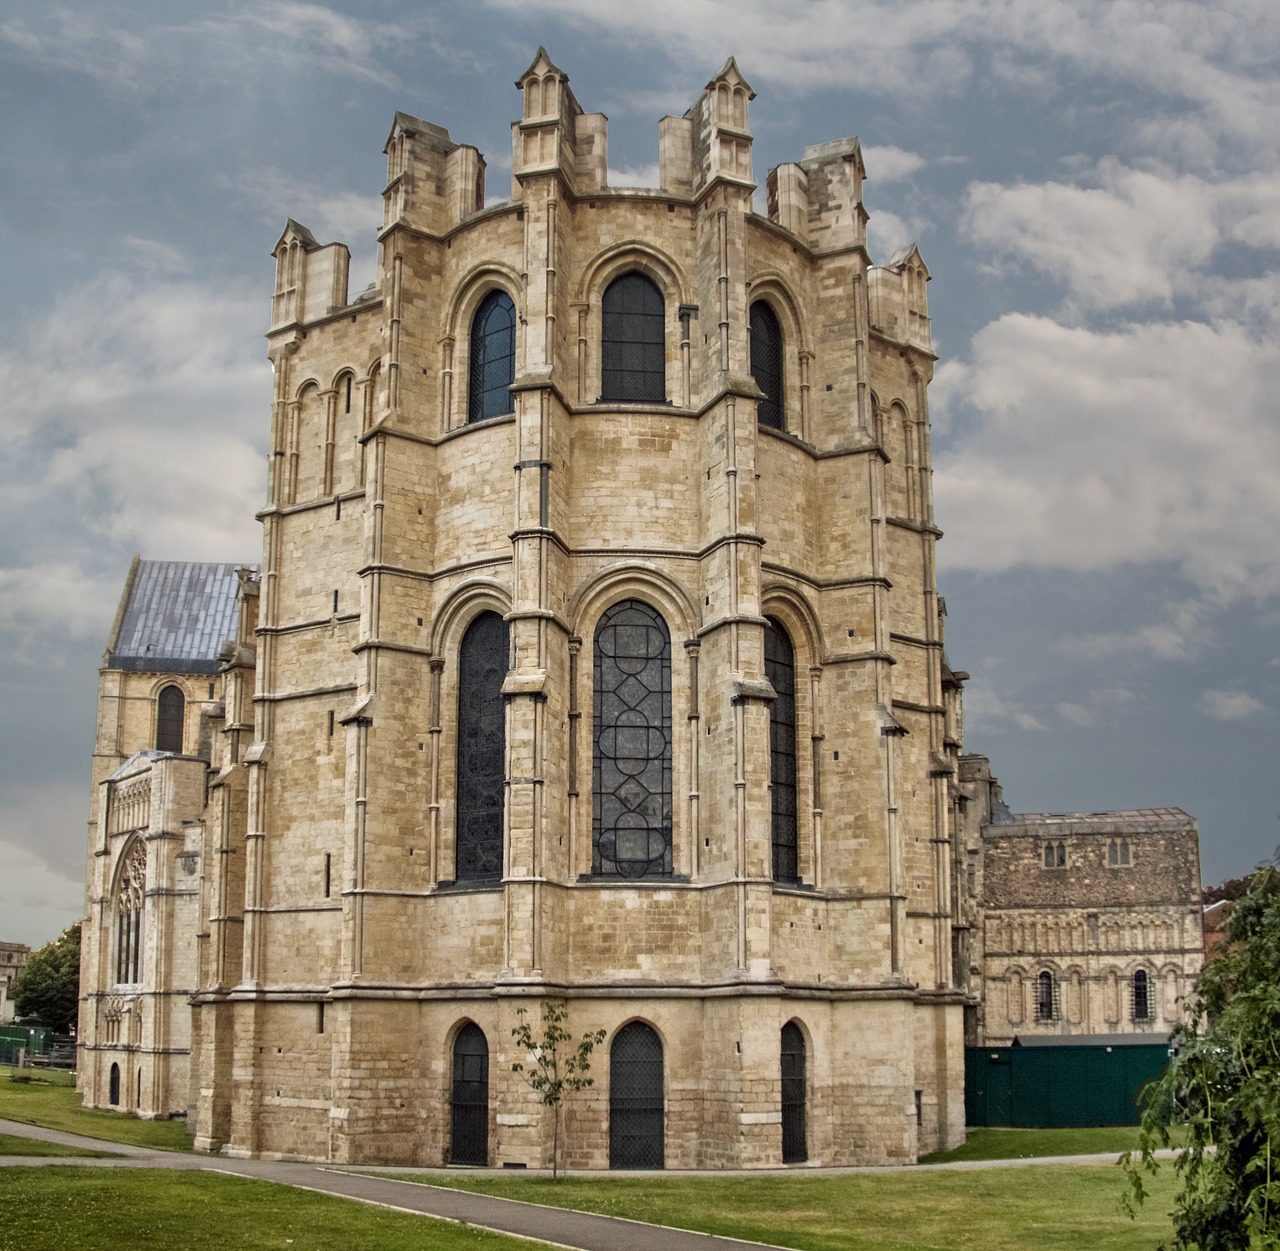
[451,1023,489,1165]
[609,1021,664,1168]
[765,619,798,882]
[750,300,784,429]
[601,273,665,403]
[469,290,516,423]
[593,600,672,877]
[1035,970,1057,1021]
[780,1021,807,1163]
[155,685,184,753]
[455,612,508,882]
[1132,969,1150,1021]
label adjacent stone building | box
[0,942,31,1023]
[955,756,1203,1046]
[77,559,248,1115]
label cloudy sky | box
[2,0,1277,948]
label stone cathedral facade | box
[81,51,973,1168]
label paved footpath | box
[0,1117,788,1250]
[2,1117,1172,1250]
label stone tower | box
[177,51,967,1167]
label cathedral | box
[76,51,1199,1168]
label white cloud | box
[0,271,265,653]
[0,4,404,97]
[482,0,1280,162]
[609,163,663,189]
[863,145,925,183]
[1199,688,1265,721]
[1055,685,1138,728]
[963,160,1280,311]
[1059,601,1215,663]
[962,684,1046,733]
[933,314,1280,598]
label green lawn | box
[920,1125,1159,1162]
[0,1067,191,1152]
[391,1166,1178,1251]
[0,1168,550,1251]
[0,1131,118,1157]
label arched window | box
[451,1023,489,1165]
[114,840,146,985]
[1035,970,1057,1021]
[155,685,185,753]
[469,290,516,423]
[601,273,665,403]
[109,1062,120,1106]
[765,619,798,882]
[1131,969,1150,1021]
[593,600,672,878]
[780,1021,807,1163]
[749,300,784,429]
[455,612,508,883]
[610,1021,664,1168]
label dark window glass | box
[109,1063,120,1106]
[1036,971,1056,1021]
[455,613,508,882]
[156,685,184,753]
[1120,838,1131,866]
[593,600,672,878]
[1132,970,1150,1021]
[601,273,665,402]
[765,619,798,882]
[1056,841,1066,868]
[610,1021,664,1168]
[781,1022,807,1163]
[1043,842,1054,869]
[750,300,784,429]
[451,1023,489,1165]
[469,290,516,423]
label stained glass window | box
[601,273,665,403]
[765,619,798,882]
[610,1021,664,1168]
[750,300,784,429]
[155,685,184,753]
[469,290,516,423]
[593,600,672,877]
[455,612,508,882]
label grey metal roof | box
[107,560,252,675]
[1011,1033,1170,1049]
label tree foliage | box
[13,923,81,1035]
[1122,867,1280,1249]
[511,999,606,1179]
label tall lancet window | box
[455,612,508,882]
[749,301,784,430]
[593,600,672,877]
[469,291,516,423]
[601,273,665,402]
[155,685,184,753]
[114,839,146,985]
[765,619,798,882]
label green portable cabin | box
[966,1034,1172,1127]
[0,1023,52,1066]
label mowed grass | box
[393,1166,1178,1251]
[920,1125,1166,1162]
[0,1168,553,1251]
[0,1067,191,1152]
[0,1131,118,1157]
